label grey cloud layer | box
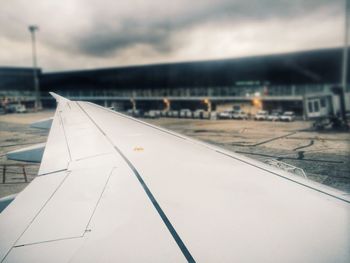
[72,0,343,57]
[0,0,344,70]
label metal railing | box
[264,158,308,179]
[1,164,38,183]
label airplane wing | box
[0,93,349,262]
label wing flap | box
[3,152,186,262]
[16,155,116,246]
[0,171,67,260]
[38,104,71,175]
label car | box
[254,110,268,121]
[267,112,281,121]
[126,109,142,117]
[193,109,205,119]
[144,110,161,119]
[168,110,178,118]
[179,109,192,118]
[280,111,295,122]
[232,110,248,120]
[7,104,26,113]
[218,110,233,119]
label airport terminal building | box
[1,47,349,115]
[0,67,40,108]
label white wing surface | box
[0,93,349,262]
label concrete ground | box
[0,111,52,197]
[0,111,349,198]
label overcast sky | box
[0,0,347,72]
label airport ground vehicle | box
[280,111,295,122]
[126,109,142,117]
[254,110,268,121]
[232,110,248,120]
[267,112,281,121]
[304,88,349,130]
[179,109,192,118]
[218,110,233,119]
[167,110,179,118]
[144,110,161,119]
[6,104,26,113]
[193,109,205,119]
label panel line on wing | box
[1,171,71,263]
[111,145,196,263]
[7,166,116,251]
[77,102,196,263]
[37,169,68,177]
[13,236,83,248]
[75,152,112,162]
[58,111,72,161]
[84,167,116,231]
[10,166,114,248]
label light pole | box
[342,0,349,92]
[339,0,349,125]
[28,25,41,110]
[163,98,170,111]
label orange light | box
[252,98,262,108]
[163,98,170,111]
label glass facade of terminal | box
[55,84,330,98]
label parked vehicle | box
[232,110,248,120]
[168,110,178,118]
[193,109,205,119]
[144,110,161,118]
[218,110,233,119]
[126,109,142,117]
[254,110,268,121]
[267,112,281,121]
[304,89,349,130]
[180,109,192,118]
[280,111,295,122]
[7,104,26,113]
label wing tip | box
[49,92,70,103]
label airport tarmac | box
[0,111,349,198]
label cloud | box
[0,0,345,71]
[74,0,343,57]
